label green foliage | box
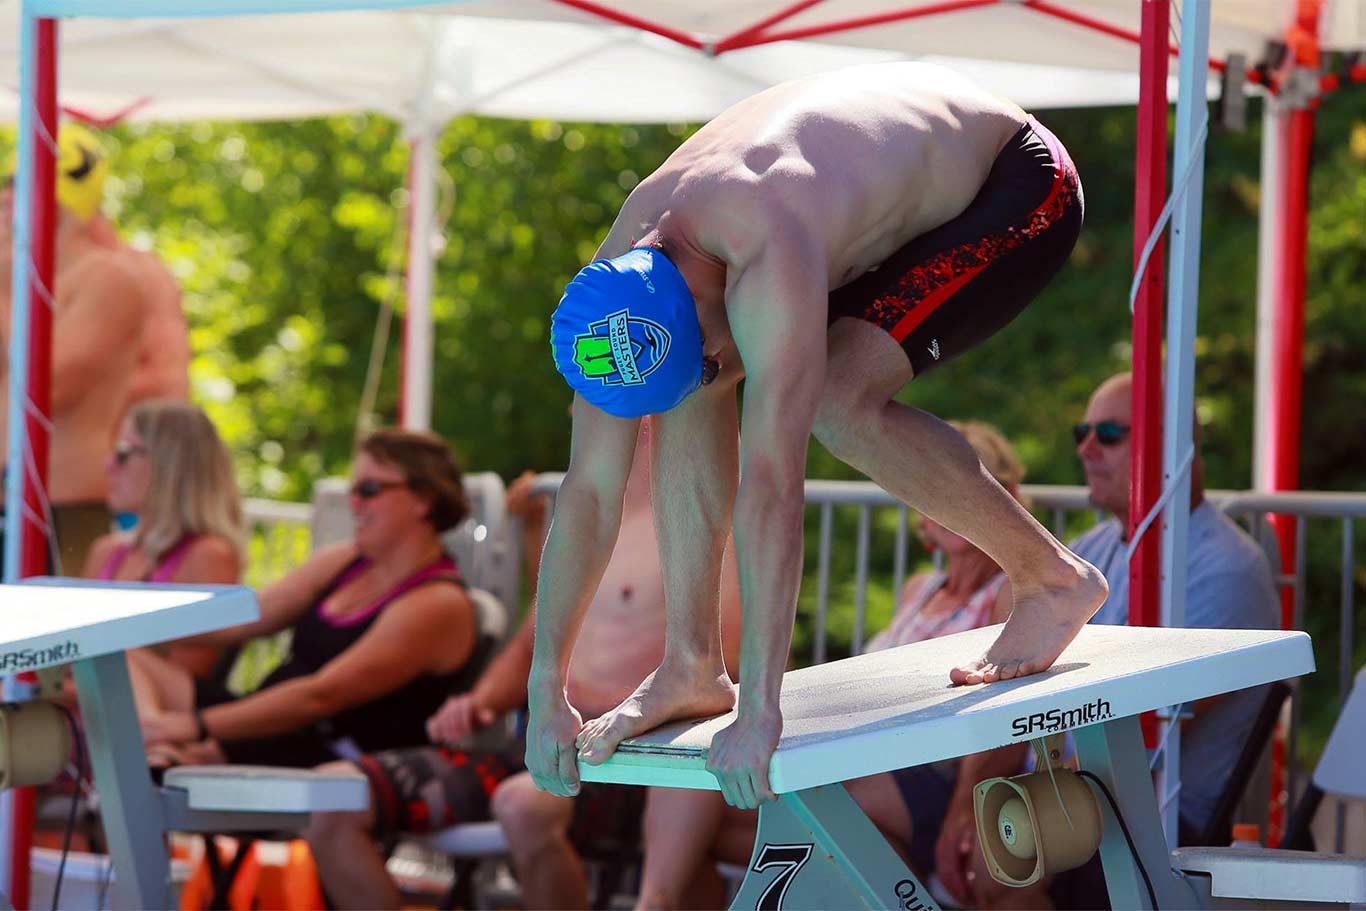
[3,89,1363,763]
[6,99,1357,500]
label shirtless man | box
[306,424,742,910]
[530,63,1108,811]
[1,123,189,571]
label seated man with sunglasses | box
[930,372,1280,911]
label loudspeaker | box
[0,701,72,790]
[973,766,1103,888]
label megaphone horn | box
[973,768,1103,888]
[0,701,73,791]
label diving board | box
[581,624,1315,910]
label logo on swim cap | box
[571,309,672,387]
[551,247,703,418]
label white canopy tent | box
[0,7,1218,432]
[4,1,1360,434]
[4,0,1363,905]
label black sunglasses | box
[113,441,146,466]
[1072,421,1131,447]
[351,478,409,500]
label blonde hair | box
[130,400,244,560]
[950,420,1025,489]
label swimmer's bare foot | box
[577,660,737,764]
[950,554,1108,686]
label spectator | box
[305,420,743,911]
[131,429,479,772]
[938,372,1280,910]
[637,421,1027,908]
[83,399,242,678]
[1,123,189,572]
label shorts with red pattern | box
[355,744,646,850]
[828,115,1083,377]
[356,745,520,838]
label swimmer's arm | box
[51,260,142,412]
[725,240,828,719]
[528,396,639,696]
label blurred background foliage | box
[32,95,1356,499]
[2,90,1363,757]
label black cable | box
[1076,769,1160,911]
[51,703,85,911]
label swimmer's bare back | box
[616,62,1028,301]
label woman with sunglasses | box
[131,428,480,771]
[84,399,244,678]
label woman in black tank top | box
[130,429,488,769]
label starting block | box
[579,623,1314,910]
[0,578,366,910]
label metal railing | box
[515,478,1362,780]
[241,497,313,588]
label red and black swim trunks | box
[354,743,646,848]
[828,115,1083,377]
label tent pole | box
[1263,2,1322,846]
[402,129,437,432]
[2,11,58,908]
[1252,92,1290,845]
[1129,0,1168,663]
[1253,97,1288,492]
[1156,0,1212,847]
[1268,106,1314,627]
[400,21,442,432]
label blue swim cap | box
[551,248,703,418]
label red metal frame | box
[547,0,705,49]
[713,0,830,54]
[715,0,999,50]
[1262,0,1322,848]
[59,96,152,129]
[1025,0,1175,59]
[1129,0,1168,751]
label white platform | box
[0,578,257,668]
[579,624,1314,793]
[164,765,369,814]
[1173,847,1366,904]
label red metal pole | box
[1263,0,1321,847]
[713,0,831,54]
[1129,0,1169,750]
[1269,110,1312,631]
[719,0,1000,49]
[547,0,706,49]
[8,21,59,909]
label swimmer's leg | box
[815,318,1106,685]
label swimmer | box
[528,62,1108,811]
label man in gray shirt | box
[935,372,1280,909]
[1070,372,1280,834]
